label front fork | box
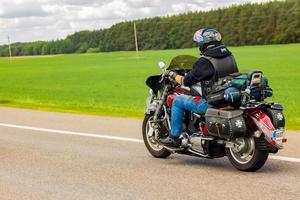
[147,105,171,138]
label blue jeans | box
[171,95,208,138]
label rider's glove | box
[168,71,184,85]
[168,71,177,79]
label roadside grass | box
[0,44,299,129]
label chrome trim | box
[163,105,171,130]
[188,148,210,158]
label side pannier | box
[205,108,246,139]
[265,104,285,129]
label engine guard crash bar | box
[148,105,171,128]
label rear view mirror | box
[158,61,166,69]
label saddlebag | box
[265,104,285,129]
[205,108,246,139]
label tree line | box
[0,0,299,57]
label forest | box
[0,0,299,57]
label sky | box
[0,0,270,44]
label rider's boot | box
[160,135,181,147]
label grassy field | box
[0,44,299,129]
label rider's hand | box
[166,71,176,81]
[168,71,177,79]
[167,71,183,85]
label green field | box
[0,44,299,129]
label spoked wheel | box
[226,135,269,172]
[142,114,171,158]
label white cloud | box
[0,0,270,44]
[0,0,50,18]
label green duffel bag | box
[230,74,248,89]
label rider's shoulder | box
[195,57,212,67]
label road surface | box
[0,107,299,200]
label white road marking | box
[0,122,299,163]
[0,123,143,143]
[269,156,300,163]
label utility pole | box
[7,36,12,62]
[133,22,139,55]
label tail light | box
[282,138,287,143]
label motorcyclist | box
[160,28,239,147]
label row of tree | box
[0,0,299,57]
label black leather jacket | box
[183,45,233,86]
[183,45,238,97]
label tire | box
[142,114,171,158]
[225,136,269,172]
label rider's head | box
[193,28,222,53]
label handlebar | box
[159,69,191,92]
[159,69,169,83]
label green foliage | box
[0,44,299,129]
[86,48,100,53]
[76,42,89,53]
[0,0,299,57]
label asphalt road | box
[0,107,299,200]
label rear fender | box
[249,110,284,149]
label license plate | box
[272,129,284,141]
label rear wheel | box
[142,114,171,158]
[226,136,269,172]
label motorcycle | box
[142,55,287,171]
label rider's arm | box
[174,75,183,85]
[182,58,214,87]
[169,72,184,85]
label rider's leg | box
[171,95,208,138]
[171,95,187,138]
[161,95,208,146]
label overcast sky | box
[0,0,269,44]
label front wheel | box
[142,114,171,158]
[226,136,269,172]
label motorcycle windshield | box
[167,55,198,70]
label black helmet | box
[193,28,222,52]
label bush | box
[86,48,100,53]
